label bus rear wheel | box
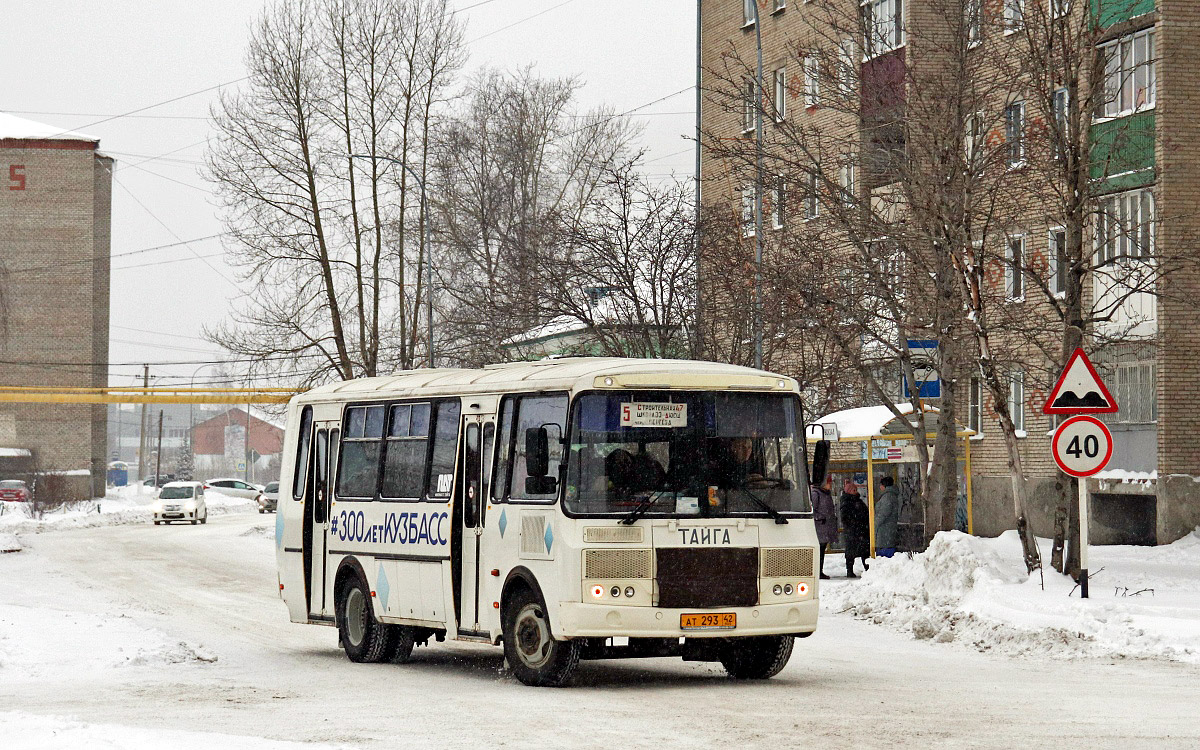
[503,588,579,687]
[720,635,794,679]
[336,575,393,663]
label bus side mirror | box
[525,427,550,477]
[811,440,830,487]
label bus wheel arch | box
[333,557,393,663]
[500,568,580,687]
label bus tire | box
[336,575,393,663]
[387,625,417,664]
[502,588,579,687]
[720,635,794,679]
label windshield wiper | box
[619,490,673,526]
[735,483,789,524]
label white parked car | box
[154,481,207,525]
[260,481,279,514]
[206,478,266,504]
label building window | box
[741,185,756,237]
[1049,227,1067,297]
[743,0,757,26]
[838,161,856,206]
[1005,101,1025,167]
[743,78,756,133]
[1005,234,1025,301]
[1051,0,1070,20]
[804,172,819,220]
[838,38,856,95]
[1003,0,1024,33]
[1101,29,1156,118]
[861,0,904,59]
[969,377,983,435]
[772,177,786,229]
[964,111,985,162]
[773,67,787,122]
[773,0,787,12]
[1109,360,1157,424]
[1052,87,1069,159]
[1008,371,1025,432]
[1097,189,1154,263]
[966,0,982,47]
[803,55,819,107]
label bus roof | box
[293,357,798,404]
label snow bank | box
[0,712,350,750]
[0,485,256,536]
[822,529,1200,663]
[0,533,20,553]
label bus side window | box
[427,400,462,499]
[292,406,313,501]
[511,394,568,502]
[337,404,384,500]
[492,397,515,501]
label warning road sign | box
[1043,348,1118,414]
[1051,416,1113,477]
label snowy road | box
[2,513,1198,749]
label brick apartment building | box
[699,1,1200,544]
[0,114,111,497]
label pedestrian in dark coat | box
[839,479,870,577]
[875,476,901,558]
[811,474,837,579]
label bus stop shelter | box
[807,404,975,554]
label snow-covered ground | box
[0,507,1197,747]
[822,529,1200,663]
[0,484,258,535]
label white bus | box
[276,358,827,686]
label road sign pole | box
[1079,476,1089,599]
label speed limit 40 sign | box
[1051,415,1113,477]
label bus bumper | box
[555,599,818,639]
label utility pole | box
[154,409,163,489]
[245,392,252,484]
[137,365,149,487]
[752,1,765,371]
[694,0,704,360]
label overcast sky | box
[0,0,695,387]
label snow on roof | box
[0,112,98,143]
[0,448,32,458]
[808,403,955,441]
[502,315,588,346]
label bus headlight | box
[783,584,793,595]
[772,584,783,596]
[591,585,605,599]
[797,582,809,596]
[624,586,635,598]
[610,586,621,598]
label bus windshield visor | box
[564,391,810,518]
[159,486,194,500]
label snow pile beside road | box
[0,485,256,535]
[0,532,21,553]
[239,523,276,539]
[1,712,351,750]
[0,601,217,680]
[821,529,1200,663]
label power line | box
[3,234,226,276]
[42,76,250,139]
[2,109,210,122]
[564,86,694,137]
[468,0,578,43]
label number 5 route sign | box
[1051,416,1114,477]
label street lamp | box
[349,153,435,368]
[749,1,765,371]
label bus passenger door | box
[307,426,333,618]
[456,414,493,632]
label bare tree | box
[430,67,639,366]
[206,0,463,386]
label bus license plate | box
[680,613,736,630]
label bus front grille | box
[584,549,652,579]
[760,547,814,578]
[655,548,758,609]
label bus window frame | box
[291,405,313,501]
[425,399,463,500]
[490,391,569,506]
[378,400,433,502]
[334,402,387,501]
[558,389,814,521]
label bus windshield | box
[564,391,810,518]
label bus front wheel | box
[502,588,580,687]
[720,635,794,679]
[336,575,393,663]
